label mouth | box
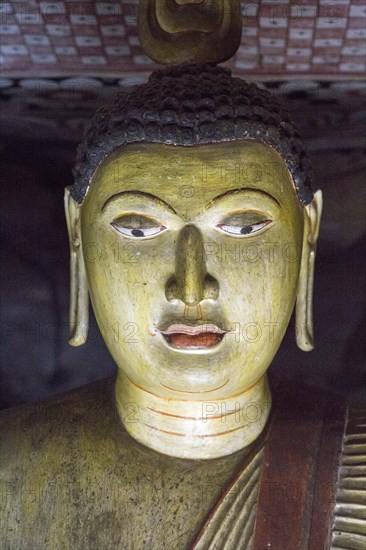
[160,323,226,349]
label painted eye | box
[216,212,272,237]
[111,214,167,239]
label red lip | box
[160,324,226,349]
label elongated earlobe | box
[64,188,89,346]
[296,190,323,351]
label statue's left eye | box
[216,211,272,237]
[111,214,167,238]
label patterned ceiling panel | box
[0,0,365,78]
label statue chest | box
[1,378,364,550]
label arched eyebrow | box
[101,191,177,214]
[207,188,281,209]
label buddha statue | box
[1,64,365,550]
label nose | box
[165,224,219,306]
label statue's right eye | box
[111,214,167,239]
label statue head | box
[65,65,322,458]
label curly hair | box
[71,64,313,206]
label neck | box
[115,373,271,459]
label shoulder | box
[0,377,122,472]
[269,374,348,422]
[252,376,366,550]
[330,404,366,549]
[0,377,136,548]
[1,376,116,428]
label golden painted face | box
[77,141,311,398]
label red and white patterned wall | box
[0,0,365,78]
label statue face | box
[80,141,304,398]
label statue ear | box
[64,188,89,346]
[296,190,323,351]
